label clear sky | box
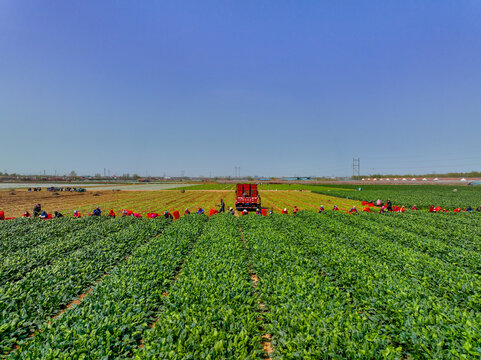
[1,1,480,177]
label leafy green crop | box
[1,217,171,355]
[9,215,206,359]
[313,184,481,210]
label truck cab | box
[235,184,261,211]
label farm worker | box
[376,199,382,206]
[453,208,461,213]
[411,205,418,210]
[54,211,64,218]
[33,203,42,218]
[73,210,81,218]
[122,209,128,217]
[434,206,442,212]
[332,205,339,211]
[465,206,473,212]
[349,206,357,213]
[318,205,325,213]
[400,206,405,213]
[197,208,205,214]
[362,207,372,212]
[380,206,386,214]
[219,199,225,213]
[228,207,235,215]
[256,208,262,215]
[23,211,31,218]
[429,205,434,213]
[184,208,191,215]
[386,199,393,212]
[92,207,101,216]
[293,206,299,214]
[109,209,116,218]
[242,209,249,216]
[281,208,288,214]
[476,205,481,212]
[40,211,48,219]
[134,213,142,218]
[164,211,173,219]
[0,211,4,220]
[269,209,273,215]
[127,210,134,216]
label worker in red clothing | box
[318,205,325,213]
[23,211,31,218]
[362,207,372,212]
[242,209,249,216]
[73,210,81,218]
[109,209,116,218]
[184,208,191,215]
[281,208,288,214]
[411,205,418,210]
[164,211,173,219]
[333,205,339,211]
[429,205,434,213]
[0,211,5,220]
[349,206,358,213]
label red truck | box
[235,184,261,211]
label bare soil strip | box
[240,228,273,359]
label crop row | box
[136,214,262,359]
[9,215,206,359]
[242,213,481,358]
[337,212,481,276]
[240,214,391,358]
[0,217,96,256]
[1,217,171,355]
[314,212,481,312]
[0,217,132,286]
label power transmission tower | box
[352,158,360,178]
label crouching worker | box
[164,211,173,219]
[54,211,64,218]
[33,203,42,218]
[349,206,358,213]
[40,211,48,219]
[109,209,116,218]
[92,207,101,216]
[23,211,31,218]
[73,210,81,218]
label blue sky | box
[1,1,480,177]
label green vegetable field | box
[2,212,481,359]
[312,184,481,210]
